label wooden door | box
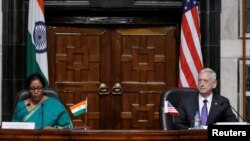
[47,26,178,129]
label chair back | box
[14,88,62,107]
[160,87,198,130]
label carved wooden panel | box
[47,26,178,129]
[47,27,110,129]
[110,27,178,129]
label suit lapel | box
[207,94,220,125]
[191,93,200,119]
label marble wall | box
[220,0,250,120]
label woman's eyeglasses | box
[29,86,43,92]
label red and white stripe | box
[178,1,203,88]
[164,101,179,116]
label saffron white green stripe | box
[27,0,49,86]
[71,106,87,117]
[70,99,87,117]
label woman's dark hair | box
[26,73,46,89]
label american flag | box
[178,0,204,88]
[164,101,179,116]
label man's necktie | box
[201,99,208,125]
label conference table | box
[0,129,207,141]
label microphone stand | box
[13,103,30,120]
[231,105,246,122]
[41,103,44,129]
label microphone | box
[12,103,30,119]
[41,103,44,129]
[220,101,245,121]
[230,105,246,122]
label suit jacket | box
[173,92,238,129]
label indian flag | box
[27,0,49,86]
[70,99,87,117]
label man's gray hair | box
[199,68,217,81]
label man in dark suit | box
[173,68,238,129]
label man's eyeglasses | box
[198,79,214,85]
[29,86,43,92]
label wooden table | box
[0,129,207,141]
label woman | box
[12,73,73,129]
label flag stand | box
[70,98,88,130]
[84,113,88,130]
[84,97,88,130]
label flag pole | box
[84,112,87,130]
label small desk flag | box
[70,99,87,117]
[164,101,179,116]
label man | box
[173,68,238,129]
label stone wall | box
[221,0,250,121]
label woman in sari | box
[12,73,73,129]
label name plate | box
[1,122,35,129]
[214,122,248,125]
